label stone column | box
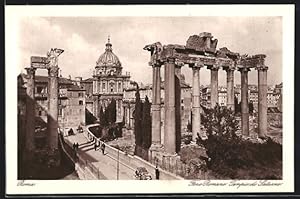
[190,63,203,141]
[225,67,235,111]
[175,62,183,153]
[24,67,36,163]
[210,67,219,108]
[95,78,98,93]
[257,66,268,138]
[164,58,176,154]
[47,66,60,165]
[93,80,96,94]
[151,64,162,148]
[120,100,124,122]
[128,104,132,128]
[126,105,129,127]
[239,67,250,136]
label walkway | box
[65,133,136,180]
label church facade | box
[89,38,131,122]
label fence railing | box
[58,129,76,164]
[62,132,103,179]
[84,124,184,180]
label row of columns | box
[24,66,60,163]
[151,59,268,154]
[24,67,36,163]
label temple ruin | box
[144,32,268,155]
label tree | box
[99,106,107,126]
[141,96,151,149]
[234,96,240,114]
[198,105,282,179]
[109,98,117,124]
[249,101,254,114]
[134,86,143,149]
[104,98,117,125]
[85,108,97,125]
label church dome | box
[96,38,121,68]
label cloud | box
[18,16,282,86]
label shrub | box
[199,105,282,179]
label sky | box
[18,16,282,86]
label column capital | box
[151,62,162,68]
[207,65,220,71]
[238,67,251,73]
[48,66,59,77]
[175,60,185,68]
[25,67,37,76]
[223,66,236,72]
[256,65,268,71]
[189,61,204,69]
[164,57,175,64]
[223,62,236,71]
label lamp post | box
[117,145,120,180]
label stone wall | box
[86,124,184,180]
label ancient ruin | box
[24,48,64,166]
[144,32,268,155]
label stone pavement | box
[65,133,136,180]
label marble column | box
[257,66,268,138]
[175,62,183,153]
[47,67,59,150]
[95,78,98,93]
[225,67,235,111]
[239,67,250,136]
[164,58,176,154]
[210,67,219,108]
[190,63,202,141]
[24,67,36,162]
[151,64,162,147]
[93,80,96,94]
[126,105,129,125]
[128,104,131,128]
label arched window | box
[118,82,122,92]
[110,82,114,92]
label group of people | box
[94,140,106,155]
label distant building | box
[123,74,192,131]
[81,38,131,122]
[201,84,281,111]
[274,82,283,112]
[18,74,86,135]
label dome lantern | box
[96,36,122,68]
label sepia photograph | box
[5,4,294,194]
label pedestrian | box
[73,142,75,150]
[101,142,106,155]
[94,142,97,151]
[76,142,79,151]
[155,166,160,180]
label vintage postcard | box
[5,4,294,195]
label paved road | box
[66,133,136,180]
